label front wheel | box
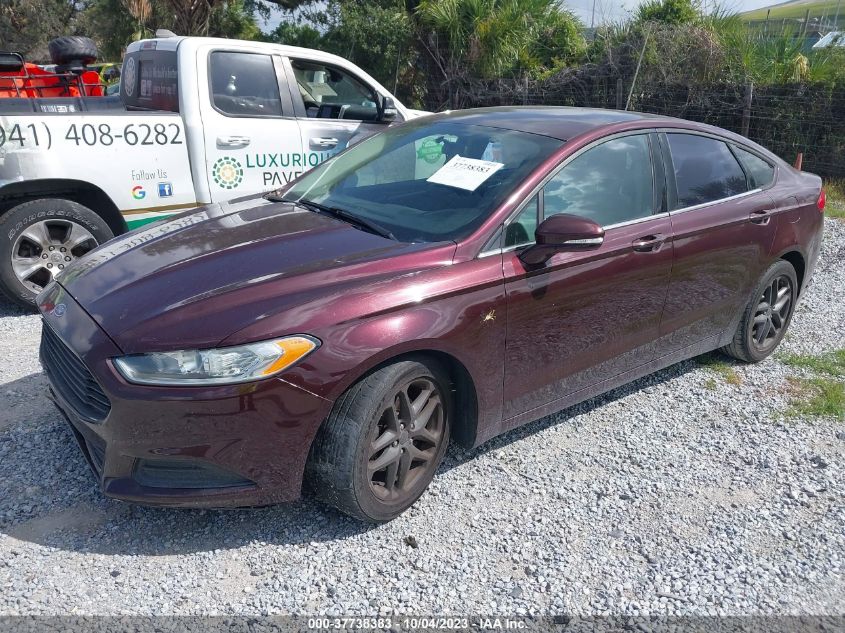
[722,259,798,363]
[306,359,452,522]
[0,199,113,308]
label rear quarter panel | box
[768,167,824,294]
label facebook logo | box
[157,182,173,198]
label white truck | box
[0,35,425,306]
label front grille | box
[40,322,111,422]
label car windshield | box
[277,120,563,243]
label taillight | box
[818,189,826,212]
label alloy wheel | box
[11,220,97,293]
[751,274,793,351]
[367,377,446,502]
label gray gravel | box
[0,220,843,617]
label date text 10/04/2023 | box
[306,617,529,630]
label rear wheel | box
[0,199,113,308]
[722,259,798,363]
[306,359,451,522]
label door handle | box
[632,233,666,253]
[216,135,251,148]
[310,137,339,149]
[749,209,775,225]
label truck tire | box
[48,37,98,67]
[0,199,113,309]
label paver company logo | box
[212,156,244,190]
[131,185,146,200]
[123,57,137,97]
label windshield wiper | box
[295,199,397,241]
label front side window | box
[667,134,748,208]
[733,146,775,189]
[280,120,562,243]
[209,52,282,116]
[291,59,378,121]
[504,195,539,247]
[543,135,654,227]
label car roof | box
[432,106,670,141]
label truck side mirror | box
[379,96,398,123]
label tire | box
[0,199,113,308]
[48,36,98,66]
[306,359,452,522]
[721,259,798,363]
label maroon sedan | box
[38,107,825,522]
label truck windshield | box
[277,120,562,243]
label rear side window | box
[209,52,282,117]
[733,146,775,189]
[122,50,179,112]
[667,134,748,208]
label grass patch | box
[788,377,845,419]
[780,349,845,377]
[698,354,742,386]
[741,0,843,22]
[825,179,845,220]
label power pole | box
[591,0,597,29]
[835,0,842,30]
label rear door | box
[281,56,395,165]
[658,132,779,351]
[199,48,302,201]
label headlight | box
[112,336,319,386]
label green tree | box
[634,0,700,26]
[268,0,416,100]
[413,0,584,107]
[1,0,83,59]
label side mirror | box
[378,95,398,123]
[519,213,604,266]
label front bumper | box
[38,283,331,508]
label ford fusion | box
[38,107,825,522]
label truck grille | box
[40,323,111,422]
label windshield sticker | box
[416,138,444,164]
[426,155,504,192]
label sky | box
[259,0,784,32]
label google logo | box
[131,185,146,200]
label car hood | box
[58,197,455,353]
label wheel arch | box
[0,179,127,236]
[778,249,806,296]
[317,344,481,450]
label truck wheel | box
[0,199,113,308]
[306,359,452,522]
[48,36,98,67]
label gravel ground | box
[0,219,843,618]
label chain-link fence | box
[430,73,845,179]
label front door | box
[282,57,391,170]
[200,49,302,201]
[502,133,673,420]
